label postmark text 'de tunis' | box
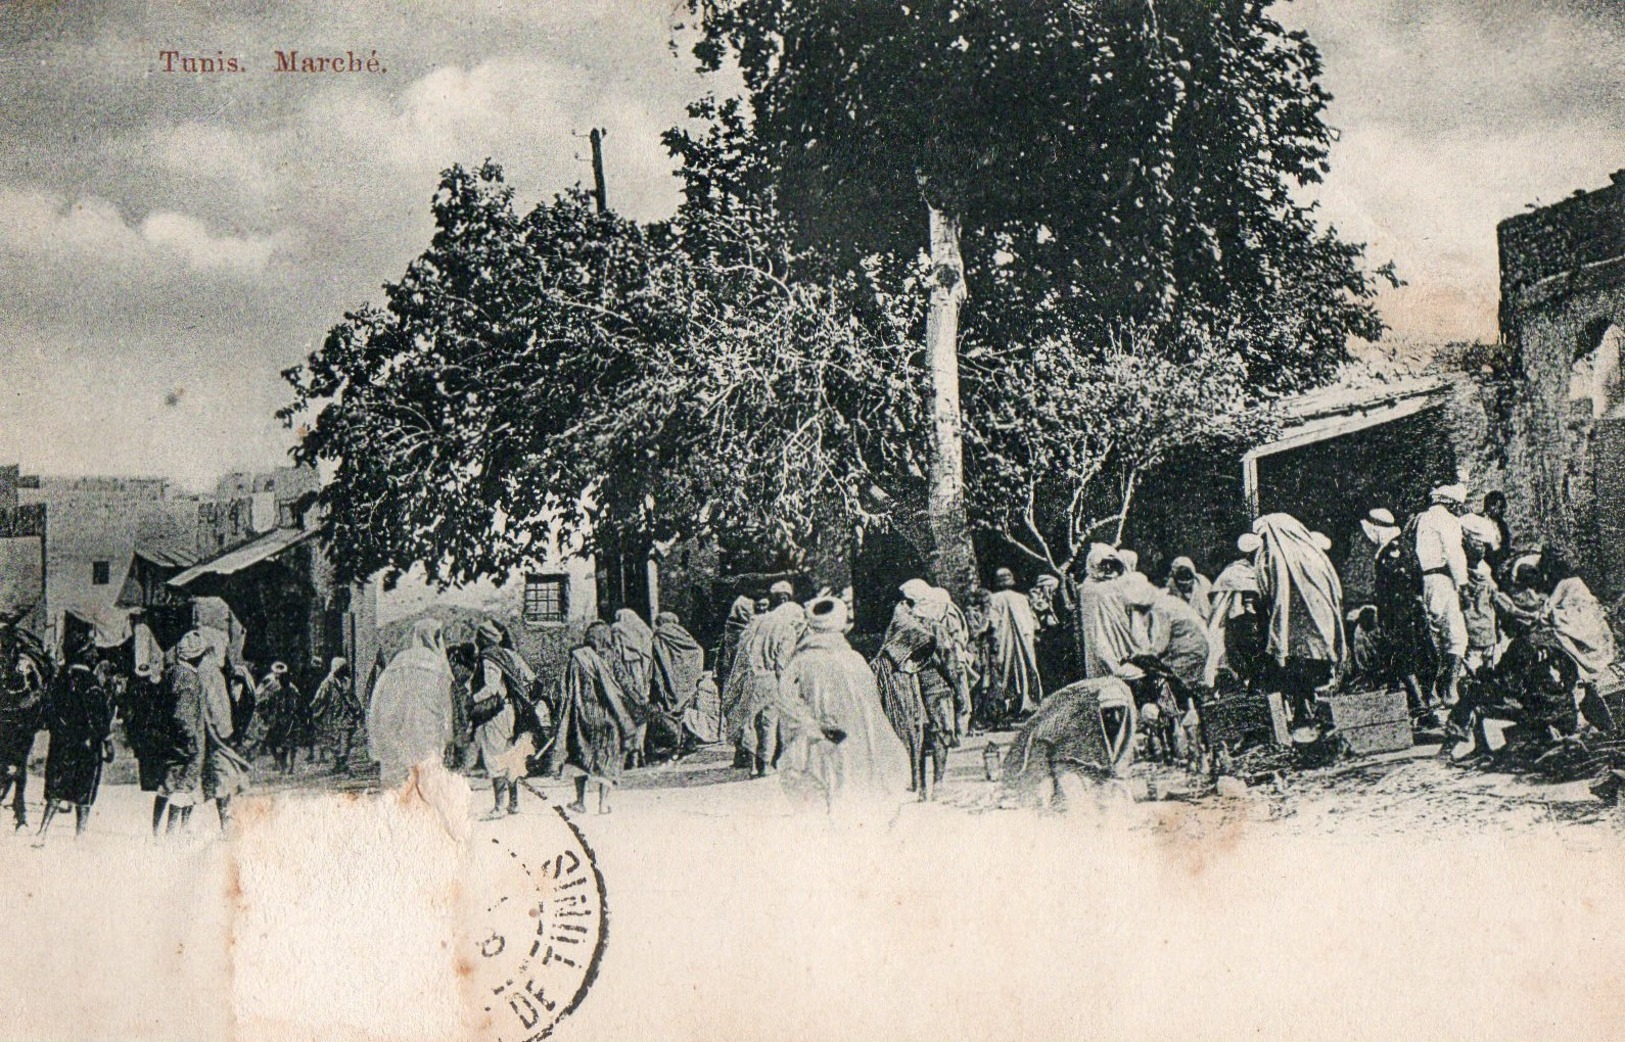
[156,50,386,74]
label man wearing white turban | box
[1073,544,1136,681]
[775,597,910,817]
[155,630,209,835]
[1416,483,1469,708]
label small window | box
[523,574,568,625]
[91,561,110,586]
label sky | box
[0,0,1620,490]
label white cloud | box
[0,186,276,275]
[140,210,276,272]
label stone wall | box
[1497,169,1625,596]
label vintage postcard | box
[2,1,1625,1039]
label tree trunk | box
[923,204,979,601]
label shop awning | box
[132,539,199,571]
[169,527,318,588]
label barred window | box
[523,574,568,625]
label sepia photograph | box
[1,1,1624,1038]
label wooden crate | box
[1594,667,1625,734]
[1322,688,1413,755]
[1200,692,1277,750]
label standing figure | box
[776,597,911,819]
[1415,484,1470,711]
[470,620,538,818]
[1480,491,1514,578]
[296,657,324,765]
[445,641,479,771]
[963,588,997,731]
[36,632,114,841]
[1458,514,1504,677]
[720,581,807,775]
[1253,513,1347,726]
[227,664,257,753]
[1204,533,1265,689]
[717,592,757,692]
[0,621,47,830]
[547,621,636,815]
[309,658,360,772]
[872,580,971,798]
[984,567,1044,725]
[259,662,301,774]
[198,631,251,830]
[1366,507,1429,709]
[123,613,173,799]
[648,611,707,759]
[609,609,654,767]
[1073,544,1137,680]
[367,619,455,788]
[155,631,209,834]
[1029,574,1076,693]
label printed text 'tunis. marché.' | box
[157,50,387,74]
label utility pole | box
[589,128,608,214]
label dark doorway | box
[1253,408,1455,606]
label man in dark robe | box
[547,621,636,815]
[36,632,114,841]
[717,592,757,688]
[259,662,301,774]
[648,611,707,760]
[984,568,1044,725]
[0,621,47,830]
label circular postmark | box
[462,807,609,1041]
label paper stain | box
[1149,799,1253,878]
[224,782,472,1040]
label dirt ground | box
[5,733,1625,1041]
[23,721,1621,843]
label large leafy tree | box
[282,162,930,587]
[679,0,1393,589]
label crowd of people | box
[366,609,722,818]
[714,480,1621,806]
[0,477,1617,835]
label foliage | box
[282,162,930,586]
[683,0,1395,388]
[966,325,1277,575]
[288,0,1399,591]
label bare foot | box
[565,800,587,814]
